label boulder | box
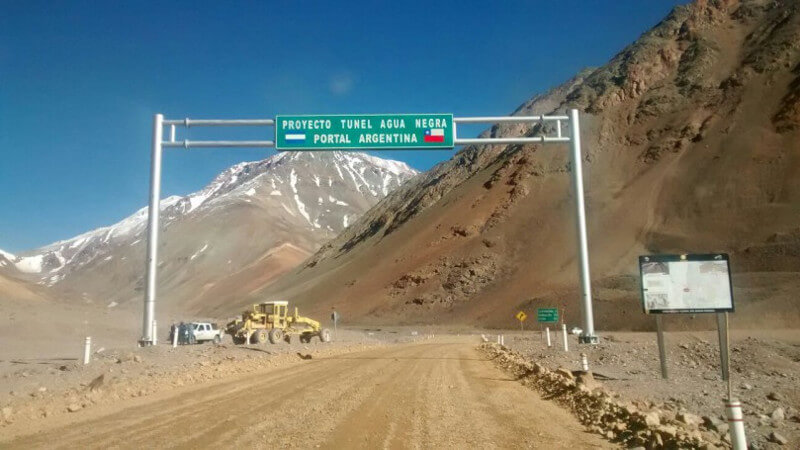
[768,431,788,445]
[644,411,661,427]
[767,392,783,401]
[677,412,703,428]
[556,367,574,380]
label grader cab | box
[226,301,331,345]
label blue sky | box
[0,0,685,252]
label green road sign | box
[537,308,559,323]
[275,114,454,151]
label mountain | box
[7,152,417,318]
[256,0,800,330]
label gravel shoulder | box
[499,328,800,449]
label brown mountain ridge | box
[253,0,800,331]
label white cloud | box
[329,71,355,96]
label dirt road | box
[1,338,610,449]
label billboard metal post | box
[140,113,163,346]
[656,314,668,379]
[568,109,597,344]
[717,312,730,381]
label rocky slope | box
[257,0,800,330]
[4,152,416,318]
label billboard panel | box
[638,254,734,314]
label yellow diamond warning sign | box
[515,311,527,322]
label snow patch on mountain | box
[190,243,208,261]
[290,168,314,226]
[15,255,44,274]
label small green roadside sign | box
[275,113,455,151]
[537,308,559,323]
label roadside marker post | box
[83,336,91,365]
[538,308,558,351]
[140,110,599,346]
[172,324,178,348]
[726,398,747,450]
[561,323,569,352]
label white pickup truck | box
[191,322,224,344]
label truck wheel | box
[232,335,246,345]
[253,330,269,344]
[319,328,332,343]
[269,328,283,344]
[213,335,221,344]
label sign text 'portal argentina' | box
[275,114,454,150]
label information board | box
[537,308,559,323]
[275,114,455,150]
[639,254,734,314]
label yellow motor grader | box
[225,301,331,345]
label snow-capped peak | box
[10,151,418,287]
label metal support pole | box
[569,109,598,344]
[717,312,730,381]
[656,315,668,379]
[152,319,158,346]
[140,114,163,346]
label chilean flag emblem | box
[424,128,445,143]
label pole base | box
[578,334,599,344]
[138,339,153,348]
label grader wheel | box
[319,328,332,343]
[269,328,284,344]
[253,329,269,344]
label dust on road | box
[1,337,611,449]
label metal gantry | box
[139,110,598,346]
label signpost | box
[536,308,559,323]
[638,253,735,380]
[515,311,527,331]
[331,310,340,336]
[275,114,455,150]
[139,110,599,348]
